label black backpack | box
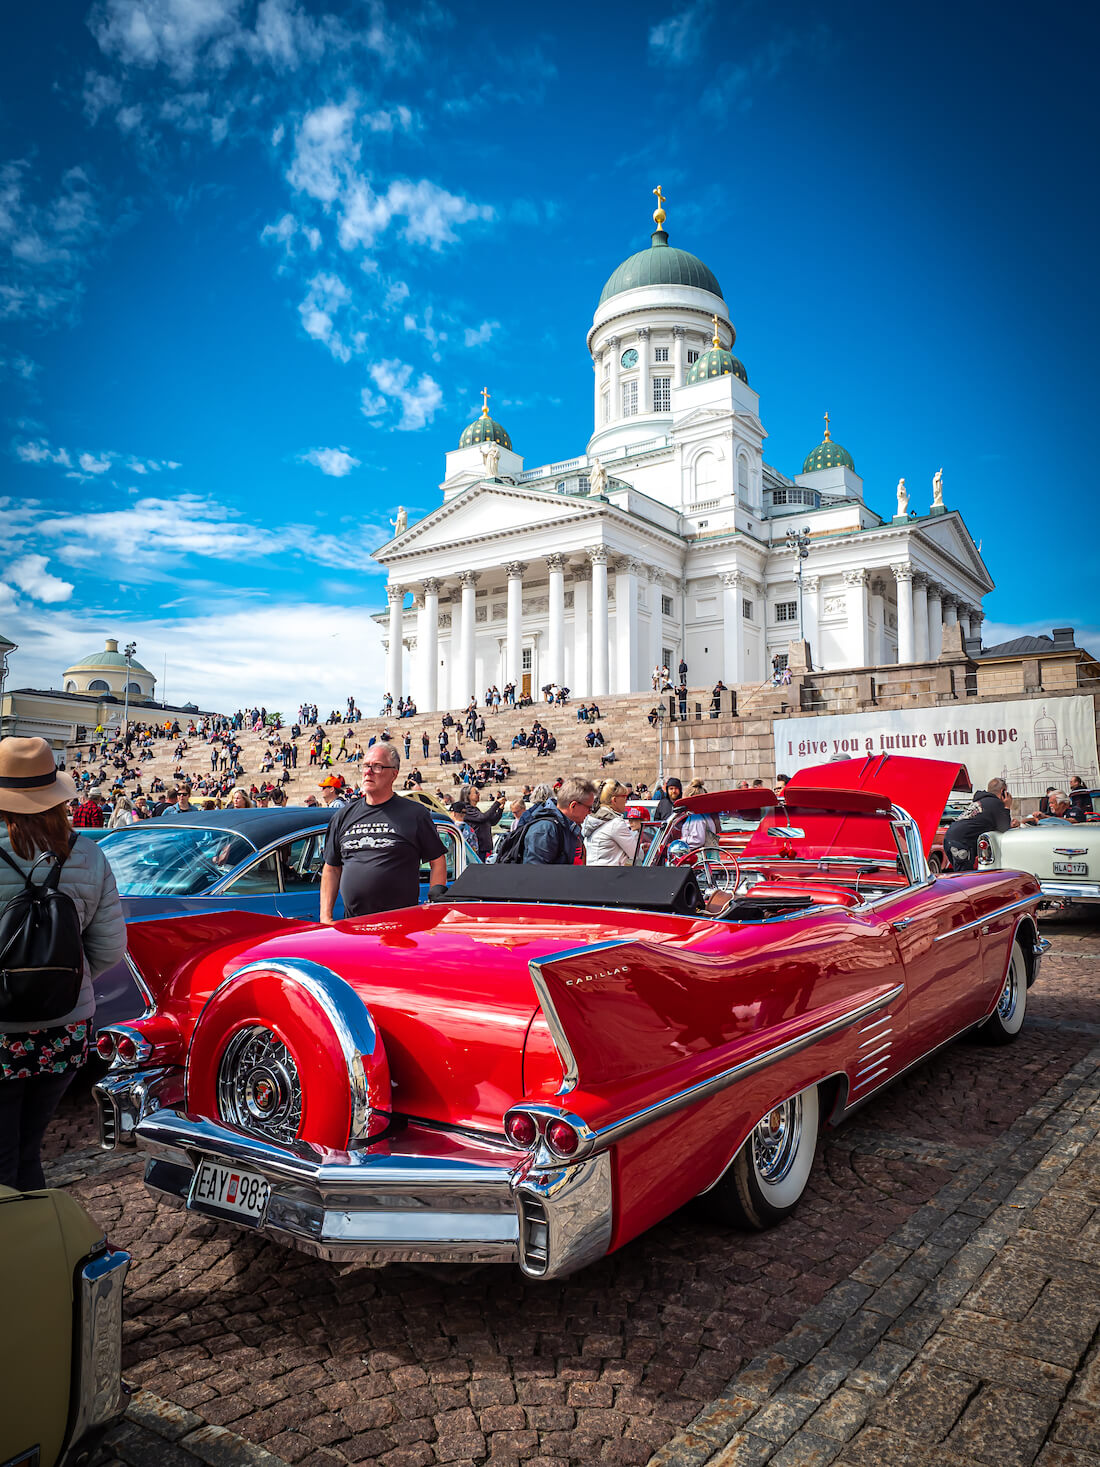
[0,838,84,1023]
[494,810,562,865]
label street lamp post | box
[656,701,666,789]
[122,642,136,744]
[786,526,811,661]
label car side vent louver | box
[520,1196,550,1274]
[97,1091,118,1150]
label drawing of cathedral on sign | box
[997,705,1099,798]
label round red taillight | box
[545,1119,579,1156]
[505,1112,538,1149]
[96,1033,116,1061]
[115,1035,138,1063]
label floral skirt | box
[0,1022,90,1081]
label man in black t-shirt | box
[320,745,446,920]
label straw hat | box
[0,737,78,813]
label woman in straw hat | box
[0,738,126,1189]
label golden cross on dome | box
[823,411,831,442]
[480,386,490,417]
[652,184,667,229]
[711,314,721,348]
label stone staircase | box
[71,680,796,806]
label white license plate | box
[189,1158,270,1224]
[1053,861,1087,876]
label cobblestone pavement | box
[59,910,1099,1467]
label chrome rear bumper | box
[93,1073,612,1280]
[1039,880,1100,905]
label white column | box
[592,352,602,428]
[614,557,639,693]
[970,609,984,650]
[607,336,620,423]
[913,573,930,662]
[943,594,958,627]
[648,569,664,681]
[459,570,478,704]
[386,584,404,701]
[547,554,566,686]
[721,570,743,683]
[590,547,609,696]
[637,327,650,414]
[506,562,525,689]
[958,604,972,640]
[926,581,943,659]
[421,579,440,711]
[802,574,820,671]
[438,607,453,710]
[844,570,870,666]
[868,578,886,667]
[672,326,686,387]
[572,573,590,697]
[893,563,915,663]
[413,592,426,707]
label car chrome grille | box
[519,1195,550,1275]
[96,1090,118,1150]
[217,1026,302,1144]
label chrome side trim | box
[1038,881,1100,903]
[94,1066,184,1148]
[124,951,155,1017]
[66,1245,131,1449]
[200,959,381,1142]
[528,940,630,1096]
[933,893,1039,941]
[589,983,903,1152]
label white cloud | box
[0,353,39,380]
[15,439,72,467]
[300,446,361,477]
[7,554,74,603]
[78,451,113,474]
[0,161,104,324]
[463,319,498,348]
[297,271,353,360]
[7,598,388,713]
[386,178,492,250]
[403,305,446,354]
[367,358,442,431]
[286,96,359,204]
[648,0,712,64]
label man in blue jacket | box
[520,780,597,864]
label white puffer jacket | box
[582,807,639,867]
[0,830,127,1033]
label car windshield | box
[100,825,255,896]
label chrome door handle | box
[891,918,914,931]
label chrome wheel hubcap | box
[218,1027,302,1143]
[753,1096,802,1184]
[997,962,1018,1021]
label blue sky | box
[2,0,1097,711]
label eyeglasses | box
[364,763,395,772]
[571,799,595,813]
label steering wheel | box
[697,851,742,893]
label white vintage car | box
[978,792,1099,906]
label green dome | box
[598,229,723,306]
[686,346,747,385]
[802,436,855,474]
[65,640,151,676]
[459,412,512,451]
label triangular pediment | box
[915,511,993,590]
[376,481,608,561]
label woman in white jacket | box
[0,738,126,1189]
[583,780,640,866]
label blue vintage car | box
[94,806,479,1025]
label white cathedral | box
[374,190,992,709]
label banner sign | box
[774,695,1099,799]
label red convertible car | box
[94,756,1046,1280]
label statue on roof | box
[932,467,944,508]
[481,441,500,479]
[896,478,909,516]
[589,457,608,497]
[390,505,408,535]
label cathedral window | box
[622,379,638,417]
[578,476,590,495]
[522,648,532,672]
[772,489,788,505]
[652,376,671,412]
[742,599,753,620]
[687,350,700,364]
[738,457,750,498]
[775,601,797,622]
[661,594,673,616]
[654,346,669,362]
